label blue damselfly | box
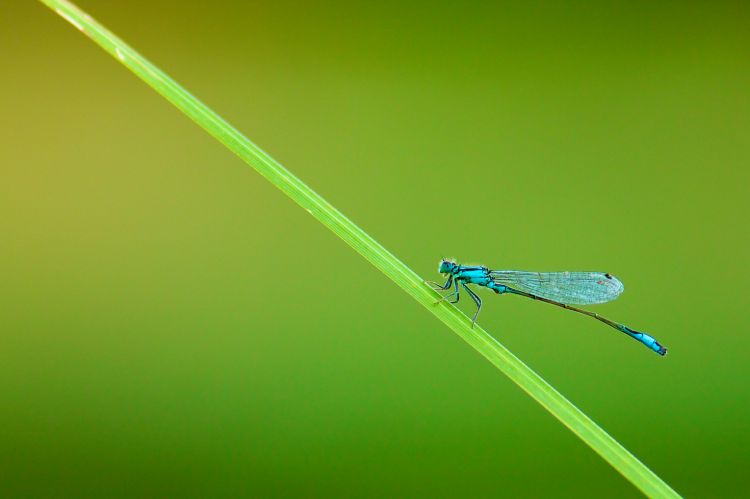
[428,259,666,355]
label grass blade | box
[38,1,679,496]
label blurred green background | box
[2,1,749,496]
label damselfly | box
[428,259,666,356]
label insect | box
[427,259,667,356]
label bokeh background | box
[2,1,749,496]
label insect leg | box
[435,276,460,304]
[462,283,483,327]
[425,275,453,290]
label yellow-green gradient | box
[3,1,748,497]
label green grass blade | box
[38,1,680,496]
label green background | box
[3,1,749,496]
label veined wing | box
[489,270,624,305]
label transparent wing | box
[489,270,624,305]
